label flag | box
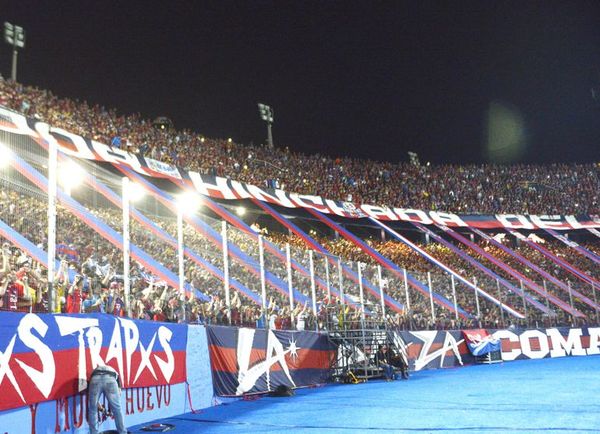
[207,326,336,396]
[462,329,501,356]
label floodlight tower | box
[257,103,274,147]
[4,22,25,82]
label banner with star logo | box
[207,325,336,396]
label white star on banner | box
[287,338,301,361]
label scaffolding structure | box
[325,308,393,382]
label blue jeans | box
[88,373,127,434]
[381,363,394,380]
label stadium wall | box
[0,312,598,433]
[391,326,600,371]
[0,312,213,434]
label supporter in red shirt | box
[230,306,241,326]
[0,271,28,312]
[66,275,85,314]
[153,306,167,322]
[275,312,284,330]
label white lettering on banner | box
[0,314,55,403]
[235,328,297,395]
[495,214,536,230]
[0,335,25,402]
[244,185,296,208]
[85,325,105,372]
[230,180,253,199]
[565,215,600,229]
[289,193,329,213]
[93,142,147,176]
[145,157,181,179]
[133,334,158,384]
[519,329,549,359]
[430,211,467,227]
[530,215,567,229]
[15,314,55,399]
[547,328,586,357]
[389,332,411,366]
[1,106,600,230]
[393,209,433,225]
[155,327,175,383]
[492,330,521,361]
[54,316,99,391]
[361,205,398,221]
[189,172,237,199]
[52,316,174,391]
[105,319,125,384]
[494,328,600,361]
[120,318,140,385]
[47,127,96,160]
[0,106,36,135]
[410,331,463,371]
[587,328,600,355]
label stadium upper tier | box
[0,78,598,215]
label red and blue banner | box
[0,312,187,411]
[207,325,336,396]
[463,329,501,356]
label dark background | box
[2,1,600,164]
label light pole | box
[257,103,274,147]
[176,191,200,322]
[4,22,25,82]
[122,178,144,317]
[46,124,57,313]
[122,177,132,317]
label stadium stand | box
[0,76,599,332]
[0,79,598,215]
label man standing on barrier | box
[88,364,128,434]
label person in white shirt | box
[296,301,308,331]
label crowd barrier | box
[0,312,598,433]
[0,313,212,434]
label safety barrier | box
[0,311,598,433]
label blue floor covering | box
[129,356,600,433]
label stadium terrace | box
[0,78,599,433]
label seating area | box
[1,76,599,331]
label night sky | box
[2,1,600,164]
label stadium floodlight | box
[177,191,201,215]
[257,103,274,147]
[4,22,25,82]
[58,160,85,194]
[0,144,12,168]
[236,206,246,216]
[175,190,202,319]
[128,182,145,202]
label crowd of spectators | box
[0,78,598,216]
[2,184,598,332]
[0,77,599,332]
[0,188,332,330]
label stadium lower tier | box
[0,312,598,433]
